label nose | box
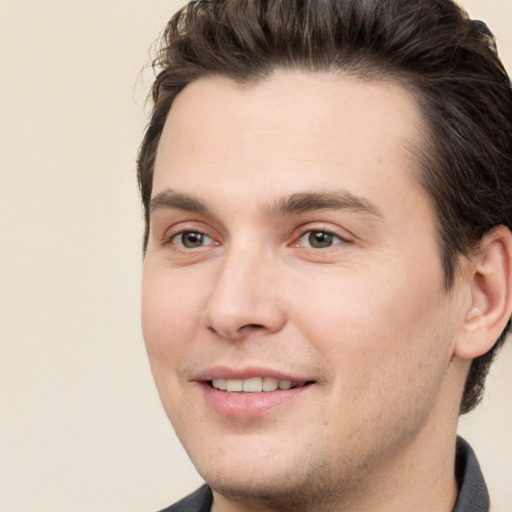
[202,247,287,341]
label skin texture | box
[142,72,478,512]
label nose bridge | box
[203,239,285,339]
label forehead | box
[153,71,425,207]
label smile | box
[210,377,308,393]
[203,377,314,417]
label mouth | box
[199,372,315,417]
[209,377,314,393]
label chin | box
[199,458,344,512]
[205,471,291,498]
[203,468,305,500]
[192,444,296,491]
[188,436,338,502]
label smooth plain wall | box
[0,1,511,511]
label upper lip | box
[193,365,316,383]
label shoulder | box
[157,485,213,512]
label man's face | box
[142,72,464,504]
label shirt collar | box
[452,436,489,512]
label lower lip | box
[201,383,311,417]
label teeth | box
[211,378,227,391]
[211,378,297,393]
[262,377,279,391]
[226,379,243,392]
[243,377,262,392]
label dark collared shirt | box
[453,437,489,512]
[160,437,489,512]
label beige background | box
[1,1,511,511]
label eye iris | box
[182,231,204,248]
[308,231,333,248]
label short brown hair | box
[137,0,512,414]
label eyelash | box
[294,229,347,249]
[165,227,350,251]
[168,230,218,249]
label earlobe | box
[455,226,512,360]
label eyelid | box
[171,231,216,248]
[298,231,342,248]
[160,221,220,247]
[290,224,354,247]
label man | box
[137,0,512,511]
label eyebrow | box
[150,190,210,215]
[149,189,382,219]
[268,191,382,218]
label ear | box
[454,226,512,360]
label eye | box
[172,231,215,249]
[297,230,344,249]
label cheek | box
[289,264,452,392]
[141,269,209,428]
[290,274,454,452]
[141,268,205,369]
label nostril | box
[238,323,266,335]
[207,322,265,340]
